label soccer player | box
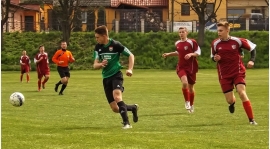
[52,41,75,95]
[162,27,201,113]
[93,25,138,129]
[20,50,31,83]
[211,20,257,125]
[34,45,50,91]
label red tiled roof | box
[9,0,40,11]
[111,0,168,7]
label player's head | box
[178,27,188,40]
[39,45,44,53]
[94,25,109,44]
[61,41,67,50]
[217,20,230,40]
[22,50,26,55]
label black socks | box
[117,101,129,124]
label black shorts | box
[57,66,70,78]
[103,71,124,104]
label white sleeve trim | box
[195,46,201,55]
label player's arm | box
[240,38,256,68]
[185,40,201,59]
[68,51,75,62]
[162,51,178,58]
[93,51,107,69]
[20,57,25,65]
[52,50,60,64]
[117,42,134,76]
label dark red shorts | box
[177,69,196,84]
[21,66,30,74]
[219,73,246,93]
[37,70,50,79]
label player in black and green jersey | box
[93,25,138,129]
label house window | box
[181,3,190,16]
[227,9,245,20]
[81,12,87,23]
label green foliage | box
[2,31,269,70]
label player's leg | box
[177,70,190,109]
[59,69,70,95]
[220,79,236,113]
[37,73,43,91]
[26,66,30,83]
[20,68,25,82]
[55,67,64,92]
[113,89,132,129]
[42,72,50,89]
[112,72,132,129]
[114,71,138,123]
[187,73,196,113]
[235,76,257,125]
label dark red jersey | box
[34,52,50,72]
[20,55,31,68]
[175,39,201,74]
[211,36,256,79]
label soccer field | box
[1,69,269,149]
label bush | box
[2,31,268,70]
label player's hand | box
[162,53,169,58]
[59,61,64,64]
[126,69,133,77]
[247,61,254,68]
[214,54,221,62]
[184,53,192,60]
[21,63,25,65]
[39,57,43,60]
[101,59,108,67]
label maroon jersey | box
[34,52,50,73]
[20,55,31,68]
[175,39,201,74]
[211,37,256,79]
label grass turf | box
[1,69,269,149]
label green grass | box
[1,69,269,149]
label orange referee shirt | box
[52,49,74,67]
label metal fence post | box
[141,19,144,33]
[115,20,119,33]
[246,18,249,31]
[166,20,170,32]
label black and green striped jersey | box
[93,38,132,78]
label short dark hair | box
[95,25,108,36]
[39,45,44,48]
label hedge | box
[2,31,269,71]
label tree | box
[1,0,11,38]
[185,0,222,46]
[52,0,80,44]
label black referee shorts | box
[57,66,70,78]
[103,71,124,104]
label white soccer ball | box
[9,92,25,107]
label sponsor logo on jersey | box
[184,46,188,50]
[232,45,236,49]
[109,47,113,51]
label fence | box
[3,16,269,33]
